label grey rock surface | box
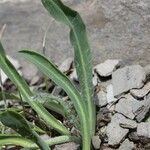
[144,64,150,78]
[112,65,146,97]
[106,113,129,146]
[94,59,120,77]
[0,0,150,79]
[54,142,79,150]
[118,139,134,150]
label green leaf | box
[41,0,95,148]
[0,111,50,150]
[0,135,79,149]
[19,51,87,131]
[31,92,67,117]
[0,42,69,136]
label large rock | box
[0,0,150,80]
[112,65,146,97]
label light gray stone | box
[118,139,134,150]
[69,69,78,81]
[137,122,150,139]
[115,94,150,122]
[95,89,107,107]
[58,57,73,73]
[130,82,150,99]
[107,113,129,146]
[112,65,146,97]
[92,136,101,149]
[92,72,99,86]
[94,59,120,77]
[106,84,117,103]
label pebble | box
[93,72,99,86]
[92,136,101,149]
[69,69,78,81]
[94,59,120,77]
[30,75,40,85]
[107,113,129,146]
[112,65,146,97]
[58,57,73,73]
[106,84,118,103]
[130,82,150,99]
[118,139,134,150]
[95,89,107,107]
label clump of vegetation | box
[0,0,96,149]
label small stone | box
[128,132,140,142]
[112,65,146,97]
[69,69,78,81]
[92,136,101,149]
[137,122,150,143]
[30,75,40,85]
[93,72,99,86]
[95,89,107,107]
[118,139,134,150]
[106,84,117,103]
[107,113,129,146]
[130,82,150,99]
[115,94,150,122]
[54,142,79,150]
[115,97,135,119]
[95,59,120,77]
[58,57,73,73]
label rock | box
[115,97,135,119]
[30,75,40,85]
[95,89,107,107]
[54,142,79,150]
[106,84,117,103]
[130,82,150,99]
[112,65,146,97]
[115,94,150,121]
[137,122,150,143]
[94,59,120,77]
[92,135,101,149]
[106,113,129,146]
[69,69,78,81]
[58,57,73,73]
[118,139,134,150]
[1,55,21,84]
[93,72,99,86]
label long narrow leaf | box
[0,42,69,136]
[0,92,20,101]
[0,135,80,149]
[41,0,96,137]
[0,110,50,150]
[19,51,87,133]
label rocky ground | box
[1,56,150,150]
